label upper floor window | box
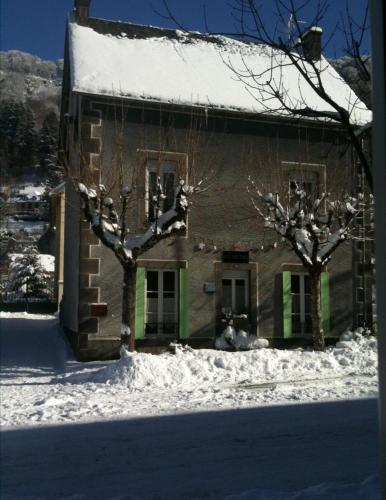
[282,162,325,202]
[288,170,319,199]
[147,160,176,222]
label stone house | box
[59,0,372,359]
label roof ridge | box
[82,16,242,46]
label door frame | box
[214,262,258,336]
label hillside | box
[0,51,63,127]
[330,56,372,109]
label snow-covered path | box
[0,313,67,378]
[0,313,381,499]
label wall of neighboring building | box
[70,96,354,358]
[61,181,80,335]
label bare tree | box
[158,0,373,190]
[249,177,362,350]
[229,0,372,188]
[78,179,195,352]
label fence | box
[0,274,57,313]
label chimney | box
[74,0,90,24]
[300,26,322,61]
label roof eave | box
[70,88,362,130]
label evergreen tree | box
[38,111,61,187]
[7,246,51,300]
[0,100,38,175]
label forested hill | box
[0,51,63,126]
[330,56,372,109]
[0,51,63,183]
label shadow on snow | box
[1,398,379,500]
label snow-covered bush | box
[215,328,269,351]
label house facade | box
[59,0,372,360]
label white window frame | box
[288,170,319,198]
[282,161,326,201]
[145,269,178,336]
[145,160,177,219]
[291,272,312,335]
[222,270,249,314]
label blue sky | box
[0,0,370,61]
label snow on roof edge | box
[70,86,368,129]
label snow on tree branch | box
[78,179,195,267]
[248,177,360,269]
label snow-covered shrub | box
[215,328,269,351]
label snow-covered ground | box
[0,312,378,427]
[0,312,380,499]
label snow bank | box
[67,333,377,392]
[1,314,378,428]
[69,23,371,125]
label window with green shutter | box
[321,272,330,337]
[144,270,178,337]
[283,271,330,338]
[282,271,292,338]
[135,267,145,339]
[179,268,189,339]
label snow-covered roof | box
[49,181,65,196]
[68,20,371,125]
[10,184,46,202]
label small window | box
[147,160,176,222]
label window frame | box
[145,268,179,337]
[146,159,178,220]
[136,149,188,230]
[221,270,250,315]
[282,161,326,202]
[290,272,312,336]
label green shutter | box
[135,267,145,339]
[321,272,330,337]
[283,271,292,338]
[179,268,189,339]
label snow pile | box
[69,23,371,125]
[0,314,379,428]
[70,332,377,392]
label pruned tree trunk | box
[310,271,325,351]
[121,262,137,352]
